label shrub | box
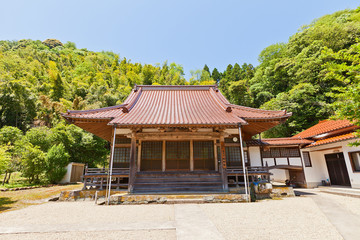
[20,144,46,183]
[45,143,69,183]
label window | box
[261,147,300,158]
[141,141,162,171]
[349,151,360,172]
[113,147,130,168]
[225,147,249,167]
[193,141,215,170]
[302,151,312,167]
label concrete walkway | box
[175,205,224,240]
[296,189,360,240]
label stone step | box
[135,177,221,183]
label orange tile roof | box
[293,120,354,139]
[246,137,313,146]
[305,132,356,148]
[63,85,291,127]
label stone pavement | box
[296,188,360,240]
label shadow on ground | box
[294,190,317,196]
[0,197,17,212]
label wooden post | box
[137,140,142,172]
[190,139,194,171]
[162,140,166,171]
[214,139,218,171]
[220,136,228,191]
[128,133,137,193]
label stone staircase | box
[132,171,224,193]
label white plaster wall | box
[341,141,360,188]
[276,158,288,165]
[249,146,262,167]
[289,157,302,166]
[263,158,275,167]
[270,169,289,182]
[301,139,360,188]
[60,163,72,184]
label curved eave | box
[108,122,248,128]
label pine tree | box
[203,64,210,76]
[51,73,64,101]
[211,68,221,84]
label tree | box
[228,80,252,106]
[22,126,52,152]
[20,143,46,183]
[42,39,63,49]
[0,126,23,184]
[0,126,23,145]
[323,42,360,145]
[0,81,37,131]
[203,64,210,76]
[45,144,69,183]
[261,83,331,137]
[0,145,11,184]
[211,68,221,83]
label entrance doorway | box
[325,153,351,186]
[166,141,190,171]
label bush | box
[20,144,46,183]
[0,145,11,174]
[0,126,23,145]
[42,39,63,49]
[45,143,69,183]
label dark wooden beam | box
[128,133,137,193]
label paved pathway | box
[296,189,360,240]
[175,205,224,240]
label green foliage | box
[0,145,11,174]
[323,42,360,145]
[20,143,46,183]
[261,83,331,137]
[0,126,23,145]
[45,143,69,183]
[247,6,360,136]
[42,39,63,49]
[0,81,37,131]
[22,127,52,152]
[50,123,108,167]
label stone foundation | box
[58,185,294,203]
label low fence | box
[83,167,129,190]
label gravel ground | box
[0,196,345,240]
[0,230,176,240]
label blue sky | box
[1,0,359,77]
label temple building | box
[61,85,310,193]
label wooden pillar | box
[214,139,218,171]
[162,140,166,172]
[137,140,142,172]
[220,135,228,191]
[190,139,194,171]
[128,133,137,193]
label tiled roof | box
[305,132,356,148]
[293,120,354,139]
[246,137,313,146]
[62,85,291,127]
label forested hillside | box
[1,6,360,184]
